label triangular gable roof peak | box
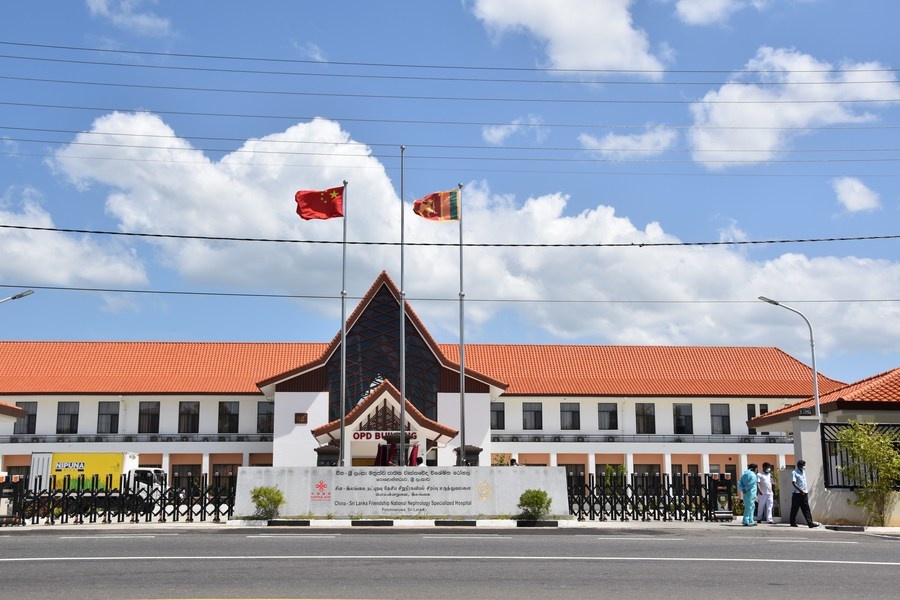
[259,271,505,389]
[310,378,458,442]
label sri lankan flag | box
[412,189,460,222]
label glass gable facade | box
[324,286,441,421]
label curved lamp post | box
[758,296,820,419]
[0,289,34,305]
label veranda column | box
[663,452,672,476]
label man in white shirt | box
[789,459,819,528]
[756,462,775,524]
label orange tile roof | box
[442,344,846,398]
[0,341,326,394]
[0,400,26,419]
[751,367,900,427]
[0,341,845,398]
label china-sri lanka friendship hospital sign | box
[234,466,569,518]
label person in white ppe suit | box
[756,462,775,524]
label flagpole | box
[339,180,349,467]
[456,184,467,466]
[399,145,407,466]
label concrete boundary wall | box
[234,466,569,519]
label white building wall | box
[272,391,327,467]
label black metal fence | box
[0,472,235,525]
[567,473,735,522]
[822,423,900,489]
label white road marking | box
[0,555,896,566]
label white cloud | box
[86,0,172,37]
[0,185,147,287]
[831,177,880,212]
[578,126,677,159]
[42,112,900,361]
[689,47,900,169]
[471,0,665,77]
[675,0,743,25]
[482,115,547,145]
[294,41,327,62]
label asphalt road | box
[1,525,898,599]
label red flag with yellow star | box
[295,186,344,220]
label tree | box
[836,420,900,526]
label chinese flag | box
[295,186,344,220]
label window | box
[635,403,656,434]
[597,403,617,430]
[490,402,505,430]
[14,402,37,435]
[522,402,543,430]
[560,402,581,430]
[711,403,731,434]
[97,401,119,434]
[673,403,693,435]
[138,401,160,434]
[218,401,239,434]
[257,401,274,434]
[56,401,79,434]
[179,401,200,434]
[746,404,757,435]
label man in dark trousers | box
[789,459,820,528]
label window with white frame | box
[97,401,119,434]
[56,401,79,435]
[673,403,693,435]
[218,401,239,434]
[597,403,617,430]
[179,401,200,434]
[14,402,37,435]
[138,401,160,434]
[490,402,505,430]
[635,402,656,434]
[522,402,543,430]
[711,403,731,434]
[257,401,274,434]
[560,402,580,430]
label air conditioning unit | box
[552,435,562,442]
[510,436,520,442]
[766,437,778,443]
[740,437,752,443]
[531,436,542,442]
[576,436,585,442]
[606,436,617,442]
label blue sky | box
[1,0,898,385]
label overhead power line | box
[2,223,897,248]
[4,74,899,105]
[3,40,899,75]
[0,282,896,306]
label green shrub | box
[517,489,551,520]
[250,485,285,520]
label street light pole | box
[758,296,820,419]
[0,289,34,305]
